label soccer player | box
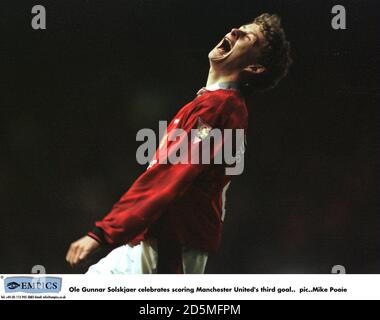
[66,13,292,274]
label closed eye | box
[245,33,254,40]
[239,26,255,41]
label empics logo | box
[4,276,62,294]
[6,281,21,290]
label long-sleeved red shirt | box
[89,88,248,253]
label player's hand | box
[66,235,100,267]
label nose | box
[230,28,243,38]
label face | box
[209,23,265,72]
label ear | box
[244,64,266,75]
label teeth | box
[222,38,231,52]
[216,38,232,56]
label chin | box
[209,51,227,64]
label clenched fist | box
[66,235,100,267]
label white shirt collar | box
[205,82,240,91]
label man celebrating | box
[66,13,292,274]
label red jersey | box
[89,88,248,253]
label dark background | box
[0,0,378,273]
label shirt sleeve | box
[89,95,246,246]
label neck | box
[206,66,240,87]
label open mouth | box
[217,37,233,55]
